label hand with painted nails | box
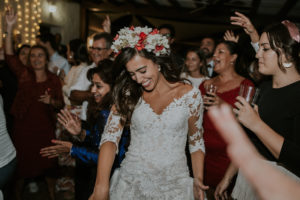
[40,139,72,158]
[233,96,260,129]
[230,11,259,43]
[57,109,82,136]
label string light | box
[1,0,42,46]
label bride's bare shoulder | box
[174,82,194,96]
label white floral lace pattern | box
[100,86,205,199]
[99,111,123,153]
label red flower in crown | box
[139,32,147,41]
[150,29,159,35]
[135,43,145,51]
[114,34,119,41]
[130,26,135,30]
[155,45,164,51]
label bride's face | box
[126,54,161,92]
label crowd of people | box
[1,6,300,200]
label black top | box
[249,80,300,177]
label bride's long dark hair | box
[113,47,183,126]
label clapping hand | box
[57,109,82,136]
[40,139,72,158]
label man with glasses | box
[69,32,113,121]
[158,24,184,70]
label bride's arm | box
[90,142,117,200]
[188,89,208,200]
[90,106,125,200]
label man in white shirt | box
[37,33,70,78]
[69,32,113,120]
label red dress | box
[5,55,63,178]
[199,79,253,188]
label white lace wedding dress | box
[100,87,205,199]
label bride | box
[89,27,207,200]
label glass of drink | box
[239,84,260,106]
[204,84,217,107]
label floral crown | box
[111,26,170,56]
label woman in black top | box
[233,21,300,199]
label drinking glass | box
[239,84,260,106]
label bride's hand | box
[89,185,109,200]
[193,178,209,200]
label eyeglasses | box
[161,33,171,38]
[90,46,108,51]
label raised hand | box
[102,15,111,34]
[5,7,17,29]
[230,12,259,43]
[223,30,239,43]
[193,178,209,200]
[57,109,82,136]
[40,139,72,158]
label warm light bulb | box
[25,40,29,43]
[49,5,57,13]
[25,21,29,24]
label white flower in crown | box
[111,26,170,56]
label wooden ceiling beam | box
[168,0,181,8]
[144,0,160,7]
[249,0,261,17]
[276,0,298,20]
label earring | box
[158,65,161,71]
[283,62,292,68]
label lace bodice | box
[100,86,204,163]
[101,87,205,199]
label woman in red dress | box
[199,41,253,199]
[5,9,64,200]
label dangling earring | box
[283,62,292,68]
[158,65,161,71]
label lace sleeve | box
[99,109,124,154]
[188,88,205,154]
